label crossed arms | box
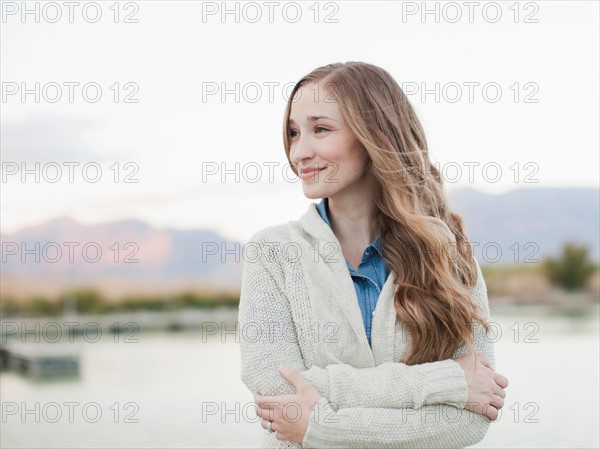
[238,238,495,448]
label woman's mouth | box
[300,166,326,180]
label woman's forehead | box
[289,85,341,121]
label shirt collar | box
[315,198,383,256]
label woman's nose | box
[291,135,315,164]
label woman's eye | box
[289,129,299,137]
[315,126,328,133]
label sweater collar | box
[299,201,340,245]
[295,202,397,365]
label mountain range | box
[1,187,598,300]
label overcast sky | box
[1,1,598,242]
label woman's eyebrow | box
[288,115,338,124]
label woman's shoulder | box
[247,206,311,246]
[245,204,316,259]
[242,222,307,275]
[245,222,299,258]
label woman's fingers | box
[484,403,499,421]
[260,418,275,431]
[254,392,295,407]
[476,355,509,390]
[485,397,507,420]
[255,405,275,421]
[494,372,509,388]
[494,385,506,399]
[491,394,505,410]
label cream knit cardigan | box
[238,202,496,448]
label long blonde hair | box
[282,62,489,365]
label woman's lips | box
[300,166,326,180]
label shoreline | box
[1,300,598,338]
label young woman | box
[238,62,509,448]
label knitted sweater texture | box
[238,202,496,448]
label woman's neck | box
[327,194,376,248]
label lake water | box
[1,305,598,448]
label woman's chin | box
[302,187,325,200]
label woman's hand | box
[456,354,509,420]
[254,365,322,443]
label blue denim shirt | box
[316,198,390,347]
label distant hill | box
[448,187,599,265]
[1,187,598,300]
[1,216,244,299]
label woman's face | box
[288,82,371,200]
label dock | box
[1,341,80,377]
[0,307,239,378]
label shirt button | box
[365,250,370,256]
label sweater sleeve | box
[302,398,491,449]
[301,258,496,449]
[299,358,467,410]
[238,233,483,448]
